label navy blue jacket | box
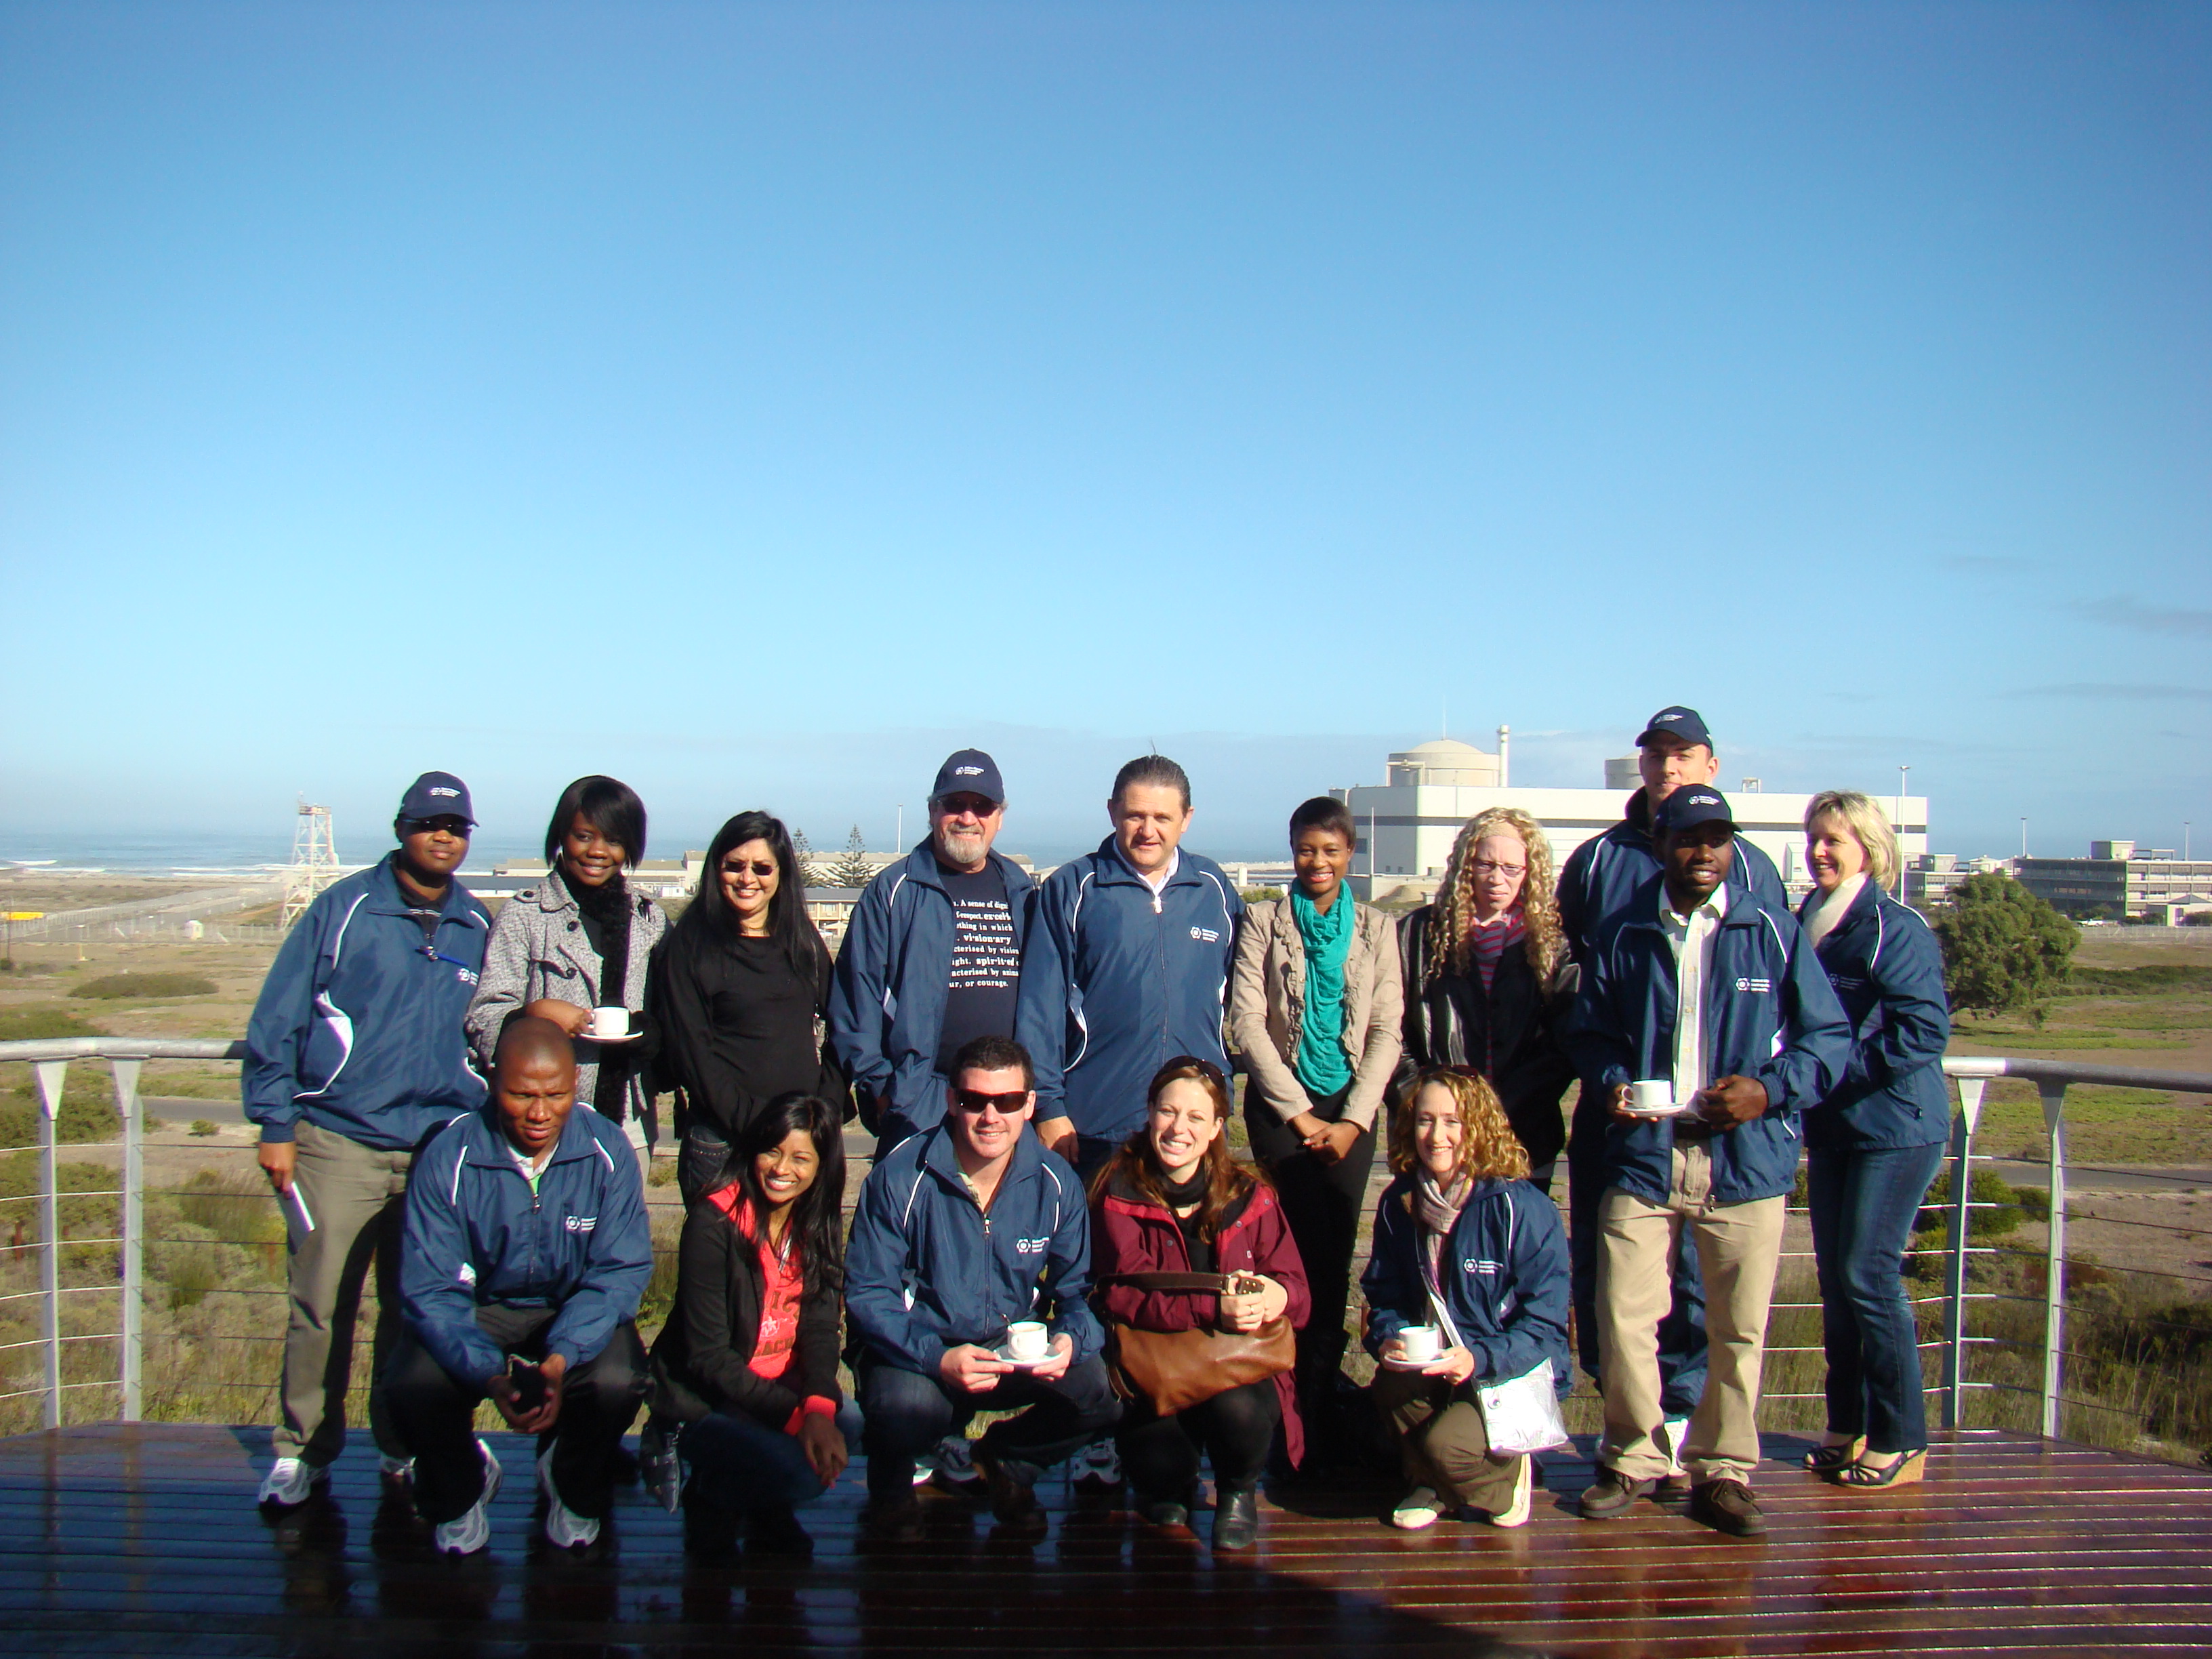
[1798,881,1953,1149]
[1360,1174,1571,1386]
[1557,789,1788,968]
[400,1104,653,1387]
[828,842,1036,1139]
[244,855,491,1151]
[844,1124,1102,1376]
[1015,839,1242,1144]
[1563,874,1852,1205]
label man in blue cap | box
[244,771,493,1507]
[828,747,1037,1494]
[1565,787,1848,1536]
[1555,706,1788,1490]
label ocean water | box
[0,831,544,876]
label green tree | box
[1930,872,2078,1019]
[826,825,876,891]
[789,826,823,886]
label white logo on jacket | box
[455,968,478,987]
[1189,926,1221,943]
[1734,977,1772,994]
[565,1215,597,1233]
[1015,1235,1048,1256]
[1462,1258,1502,1275]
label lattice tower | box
[280,800,342,931]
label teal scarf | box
[1291,889,1355,1097]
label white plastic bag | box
[1475,1357,1571,1456]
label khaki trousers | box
[1370,1364,1525,1513]
[273,1120,413,1465]
[1596,1143,1786,1483]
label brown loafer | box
[1688,1477,1767,1536]
[1577,1468,1656,1519]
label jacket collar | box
[1620,870,1767,936]
[365,852,484,924]
[459,1103,609,1168]
[890,840,1036,896]
[1797,875,1882,935]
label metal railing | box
[3,1037,2210,1446]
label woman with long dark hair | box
[649,1091,853,1556]
[1090,1058,1309,1552]
[465,775,668,1156]
[1396,807,1578,1187]
[651,811,840,1203]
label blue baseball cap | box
[1654,787,1735,836]
[931,749,1005,805]
[1637,705,1715,750]
[397,771,476,827]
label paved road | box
[1984,1158,2212,1194]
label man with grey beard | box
[832,750,1037,1154]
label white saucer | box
[1380,1353,1446,1372]
[583,1030,641,1045]
[991,1345,1055,1369]
[1625,1101,1689,1118]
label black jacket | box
[1394,905,1578,1171]
[649,921,840,1142]
[650,1190,844,1429]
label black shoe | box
[1688,1478,1767,1537]
[745,1507,815,1558]
[1577,1469,1657,1519]
[1212,1487,1260,1553]
[861,1488,924,1544]
[974,1452,1046,1535]
[1134,1488,1192,1528]
[681,1487,742,1561]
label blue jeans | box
[682,1401,865,1517]
[859,1355,1120,1497]
[1568,1089,1706,1416]
[1806,1139,1946,1454]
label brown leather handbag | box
[1103,1272,1297,1415]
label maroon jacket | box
[1092,1169,1311,1465]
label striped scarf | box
[1467,908,1526,994]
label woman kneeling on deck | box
[649,1091,857,1557]
[1363,1067,1570,1531]
[1092,1057,1309,1552]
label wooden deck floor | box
[3,1424,2210,1657]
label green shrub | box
[1917,1167,2025,1237]
[174,1168,283,1248]
[0,1005,91,1041]
[69,972,218,1000]
[188,1120,218,1138]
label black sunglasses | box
[720,859,778,878]
[400,817,471,837]
[951,1088,1030,1115]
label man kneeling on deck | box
[844,1033,1117,1538]
[388,1017,653,1555]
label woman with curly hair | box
[1395,808,1578,1186]
[1361,1067,1570,1531]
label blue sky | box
[3,1,2206,865]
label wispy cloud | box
[2078,596,2212,637]
[2007,683,2212,703]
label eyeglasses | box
[951,1088,1030,1115]
[400,817,471,837]
[1469,860,1526,878]
[721,860,777,879]
[934,795,1001,819]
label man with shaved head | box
[386,1018,654,1556]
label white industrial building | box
[1334,730,1927,904]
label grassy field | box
[1,924,2209,1462]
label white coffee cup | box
[1399,1324,1442,1364]
[1006,1320,1050,1362]
[1629,1079,1675,1115]
[590,1006,630,1041]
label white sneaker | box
[432,1439,503,1556]
[929,1434,985,1494]
[1388,1485,1446,1531]
[257,1456,329,1508]
[1660,1417,1692,1478]
[539,1447,601,1549]
[1488,1456,1534,1529]
[1071,1439,1123,1492]
[379,1454,415,1483]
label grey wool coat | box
[464,867,670,1123]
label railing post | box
[111,1059,144,1422]
[1943,1078,1986,1431]
[31,1060,68,1431]
[2040,1082,2069,1440]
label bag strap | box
[1107,1271,1235,1294]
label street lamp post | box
[1898,765,1912,901]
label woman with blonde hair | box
[1396,808,1578,1185]
[1361,1067,1569,1530]
[1797,792,1951,1489]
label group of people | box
[242,705,1955,1557]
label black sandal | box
[1832,1448,1925,1489]
[1803,1436,1865,1474]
